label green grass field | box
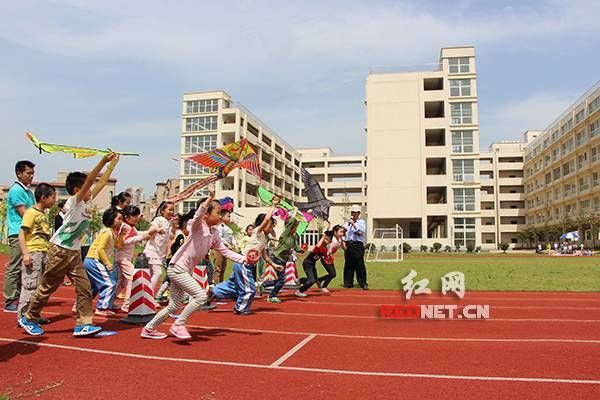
[298,253,600,292]
[1,245,598,292]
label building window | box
[454,218,476,248]
[180,180,209,199]
[181,201,197,214]
[448,57,470,73]
[450,103,473,124]
[186,99,218,114]
[184,134,217,154]
[185,116,218,132]
[449,79,471,97]
[183,159,211,175]
[453,188,475,211]
[589,96,600,114]
[451,131,474,152]
[590,119,600,138]
[452,159,475,182]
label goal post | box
[366,224,404,262]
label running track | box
[1,273,599,398]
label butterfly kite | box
[168,139,261,203]
[26,132,140,159]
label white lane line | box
[1,337,599,385]
[270,334,317,367]
[38,297,600,323]
[28,310,600,344]
[297,301,600,310]
[259,310,600,323]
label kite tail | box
[167,175,219,204]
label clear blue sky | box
[1,0,599,195]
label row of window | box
[528,173,600,207]
[526,141,600,179]
[525,115,600,161]
[527,197,600,224]
[185,116,218,132]
[450,103,473,124]
[186,99,218,114]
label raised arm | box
[191,184,215,232]
[76,152,115,203]
[257,195,280,233]
[91,154,120,200]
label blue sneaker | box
[18,316,44,336]
[73,324,102,337]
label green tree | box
[432,242,442,252]
[500,242,509,253]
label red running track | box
[1,277,600,398]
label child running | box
[83,208,125,315]
[211,197,281,314]
[17,183,56,320]
[144,201,176,299]
[260,209,304,303]
[116,205,163,312]
[295,230,333,298]
[155,214,188,303]
[19,153,119,337]
[141,185,246,340]
[316,225,346,293]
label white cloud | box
[481,91,575,145]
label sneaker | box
[267,296,282,304]
[18,316,44,336]
[36,317,51,325]
[140,328,167,340]
[295,290,307,298]
[201,303,217,311]
[233,309,251,316]
[95,309,116,316]
[120,305,129,313]
[320,287,330,293]
[73,324,102,337]
[4,301,18,313]
[169,324,191,339]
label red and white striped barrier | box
[193,264,208,290]
[262,264,278,282]
[284,261,298,288]
[121,268,156,325]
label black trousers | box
[344,241,367,288]
[317,260,336,288]
[299,256,319,293]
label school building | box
[177,47,600,250]
[523,81,600,241]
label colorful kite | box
[257,186,312,236]
[295,167,334,221]
[26,132,140,159]
[168,139,261,203]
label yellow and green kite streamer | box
[26,132,140,159]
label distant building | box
[124,186,144,206]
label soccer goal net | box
[366,225,404,262]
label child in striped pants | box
[141,185,246,340]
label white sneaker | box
[320,287,330,293]
[295,290,307,298]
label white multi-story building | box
[365,46,481,249]
[479,131,540,249]
[524,81,600,244]
[180,91,303,221]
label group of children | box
[12,154,348,340]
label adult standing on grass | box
[4,161,35,313]
[343,205,368,290]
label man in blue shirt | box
[343,205,368,290]
[4,161,35,312]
